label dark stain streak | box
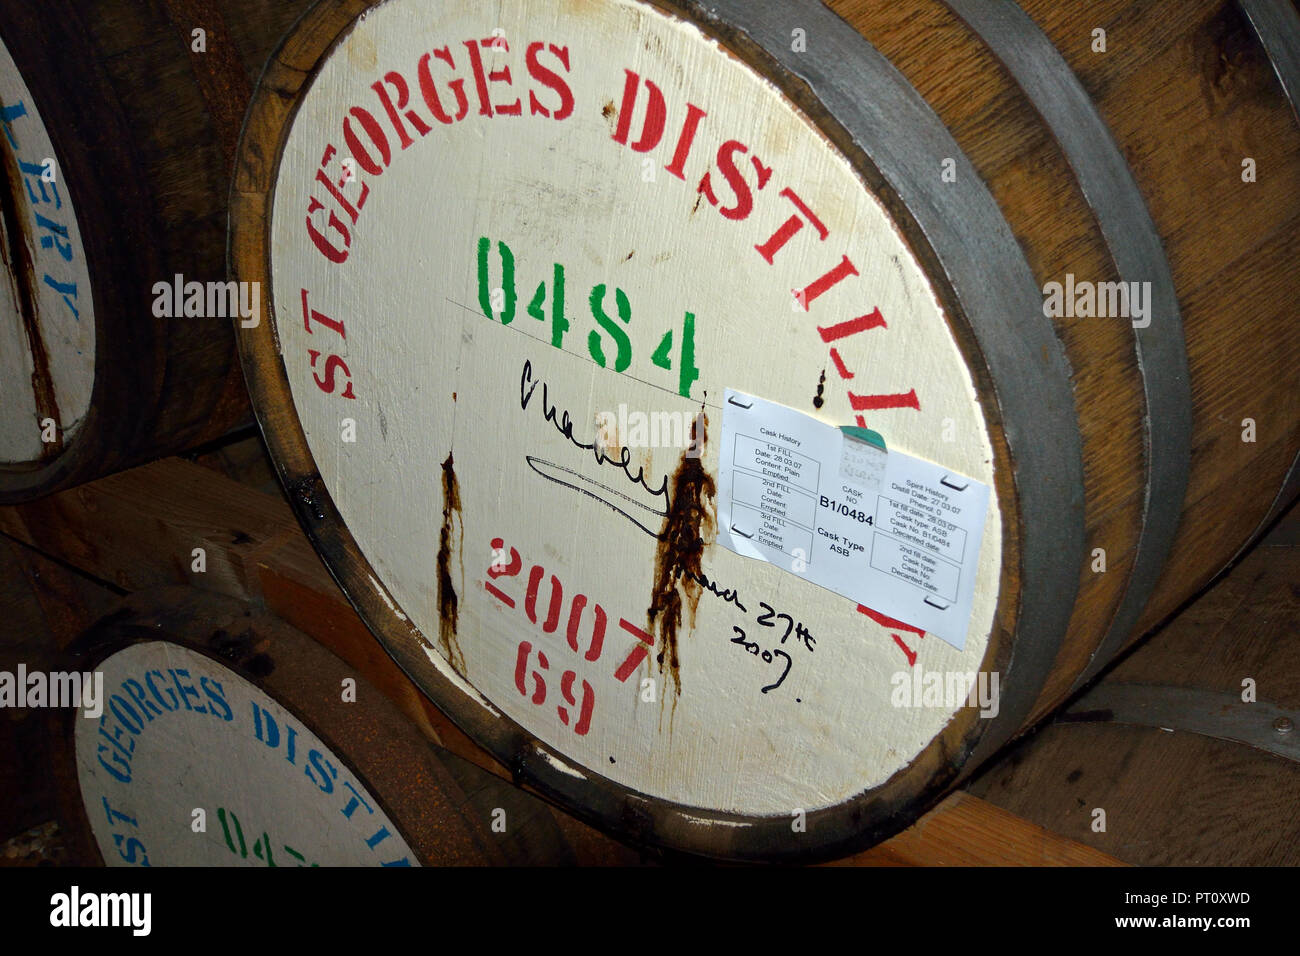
[1201,3,1263,102]
[624,250,634,261]
[1,135,61,458]
[683,567,746,613]
[207,626,274,675]
[691,193,703,216]
[601,100,616,120]
[291,475,327,521]
[813,368,826,409]
[207,628,237,659]
[437,451,466,674]
[245,652,275,678]
[647,411,715,701]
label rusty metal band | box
[159,0,252,169]
[701,0,1085,765]
[1062,683,1300,764]
[945,0,1192,693]
[1224,0,1300,566]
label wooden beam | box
[838,791,1127,867]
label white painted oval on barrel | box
[76,642,418,866]
[269,0,1002,816]
[0,34,94,464]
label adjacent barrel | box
[52,587,643,866]
[229,0,1300,860]
[0,0,312,503]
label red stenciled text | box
[610,68,923,428]
[305,35,574,264]
[485,536,654,735]
[299,288,356,400]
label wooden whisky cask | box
[228,0,1300,861]
[50,587,644,866]
[0,0,313,503]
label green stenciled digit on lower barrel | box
[218,806,246,858]
[217,805,319,867]
[587,283,632,372]
[477,236,516,325]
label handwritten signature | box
[520,359,671,538]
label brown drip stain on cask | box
[1200,3,1270,103]
[159,0,252,168]
[437,452,467,674]
[647,410,715,703]
[291,474,326,520]
[0,140,62,458]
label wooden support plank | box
[837,791,1127,867]
[13,545,124,651]
[0,460,284,598]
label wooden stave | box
[0,0,314,503]
[939,0,1194,714]
[1021,0,1300,680]
[226,0,1300,860]
[830,0,1300,725]
[49,586,643,866]
[1202,0,1300,572]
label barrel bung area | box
[0,0,1298,881]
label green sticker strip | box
[839,425,887,452]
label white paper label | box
[718,389,989,649]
